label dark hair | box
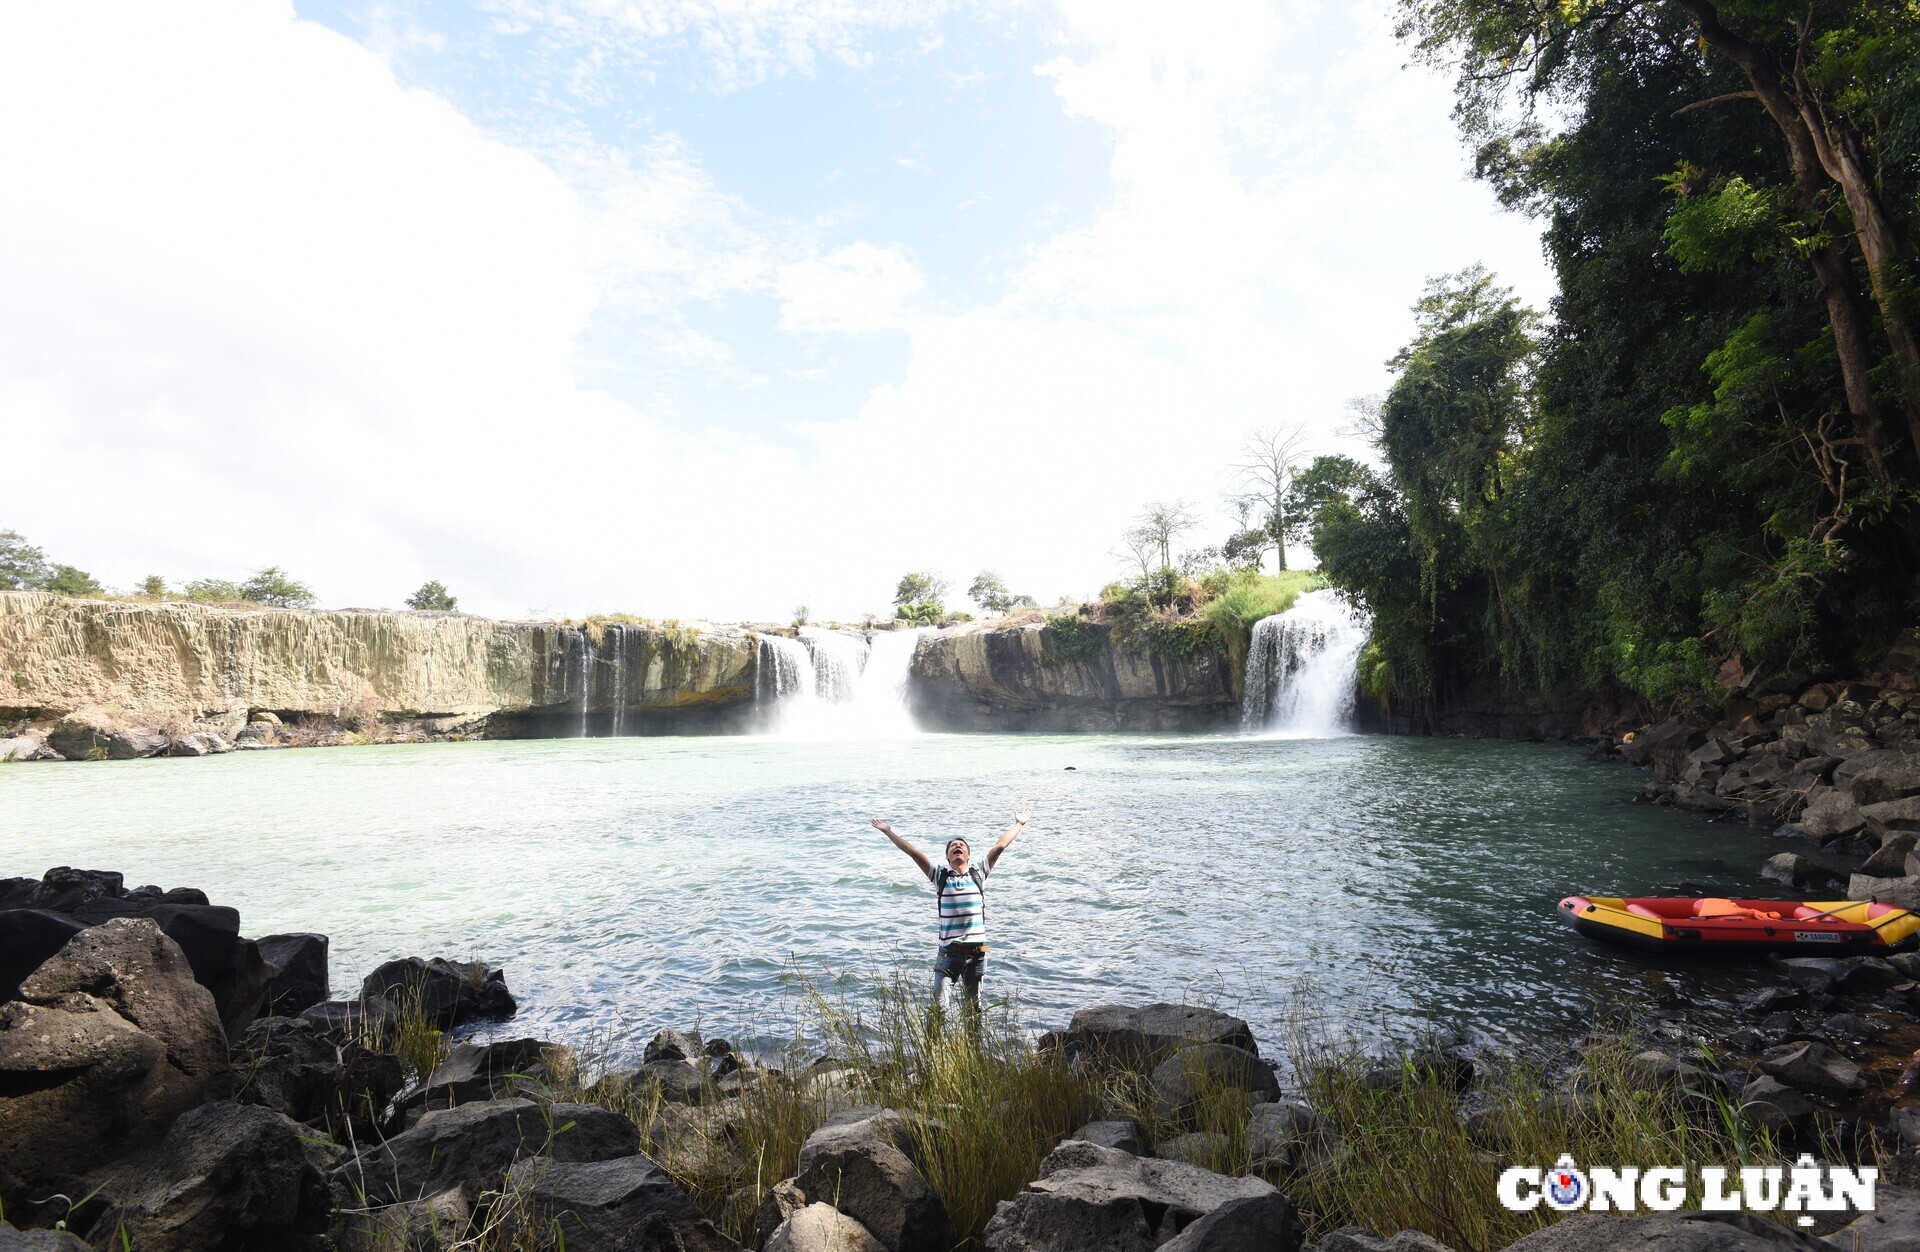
[946,837,971,854]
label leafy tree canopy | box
[405,580,457,611]
[0,530,50,591]
[893,571,948,609]
[239,567,316,609]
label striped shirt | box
[935,863,989,945]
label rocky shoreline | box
[6,867,1920,1250]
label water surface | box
[2,734,1779,1056]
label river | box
[1,732,1786,1060]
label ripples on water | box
[2,734,1781,1059]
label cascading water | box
[849,628,924,737]
[1241,589,1370,738]
[757,627,926,738]
[799,627,868,702]
[609,626,625,738]
[756,636,818,732]
[578,632,593,738]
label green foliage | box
[895,601,943,626]
[892,571,948,608]
[44,564,102,597]
[239,566,315,608]
[1660,175,1787,275]
[1299,0,1920,712]
[138,575,167,599]
[1042,614,1104,663]
[0,529,50,590]
[183,578,244,603]
[405,580,457,611]
[969,569,1037,616]
[1144,618,1219,660]
[1198,571,1323,638]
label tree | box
[1226,425,1313,571]
[184,578,243,603]
[139,575,168,599]
[239,566,315,608]
[1115,525,1158,581]
[1134,502,1198,572]
[0,530,50,590]
[44,565,102,597]
[406,580,457,611]
[1400,0,1920,473]
[968,570,1036,616]
[893,572,949,608]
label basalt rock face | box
[910,619,1238,732]
[0,592,758,741]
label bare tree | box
[1338,395,1384,445]
[1225,424,1313,572]
[1134,501,1198,572]
[1115,525,1158,581]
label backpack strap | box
[971,865,987,923]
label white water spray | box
[799,627,868,702]
[757,627,926,738]
[1241,589,1370,738]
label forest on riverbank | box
[1287,0,1920,717]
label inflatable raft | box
[1557,895,1920,955]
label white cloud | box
[777,242,926,335]
[480,0,973,90]
[0,0,1552,622]
[787,0,1556,597]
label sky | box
[0,0,1554,622]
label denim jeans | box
[930,945,986,1042]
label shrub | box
[44,564,102,596]
[240,566,316,608]
[405,580,457,611]
[1042,614,1104,663]
[184,578,245,603]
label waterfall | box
[799,626,868,701]
[850,628,924,737]
[756,627,926,738]
[579,631,594,738]
[609,625,625,738]
[756,636,818,732]
[1241,589,1370,738]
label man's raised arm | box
[986,808,1032,871]
[872,819,935,881]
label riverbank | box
[3,866,1915,1251]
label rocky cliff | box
[910,617,1238,732]
[0,592,758,746]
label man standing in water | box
[871,808,1032,1037]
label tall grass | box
[1199,570,1327,674]
[1278,1027,1788,1251]
[327,972,1793,1252]
[803,973,1090,1242]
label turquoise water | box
[1,734,1780,1055]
